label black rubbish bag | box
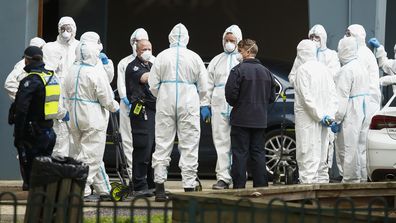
[30,156,89,188]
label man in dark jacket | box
[13,46,59,190]
[125,39,156,197]
[225,39,276,189]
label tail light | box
[370,115,396,130]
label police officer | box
[225,39,276,189]
[13,46,60,190]
[125,39,156,197]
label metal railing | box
[0,191,394,223]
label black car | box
[104,59,297,182]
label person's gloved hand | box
[330,122,341,133]
[121,97,130,106]
[320,115,334,127]
[200,106,211,122]
[368,38,381,48]
[99,52,109,65]
[62,111,70,122]
[113,109,120,114]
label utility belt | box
[130,98,155,120]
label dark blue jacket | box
[14,62,53,141]
[225,58,276,128]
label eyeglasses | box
[60,25,73,33]
[309,34,320,41]
[345,30,351,37]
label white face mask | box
[98,43,103,52]
[132,43,137,57]
[61,31,72,41]
[141,50,152,62]
[236,53,243,62]
[224,42,236,53]
[312,39,320,48]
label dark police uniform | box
[125,56,156,193]
[14,61,57,190]
[225,58,276,189]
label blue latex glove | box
[368,38,380,48]
[99,52,109,65]
[200,106,211,122]
[121,97,130,106]
[62,111,70,122]
[320,115,333,127]
[330,122,341,133]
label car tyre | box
[264,129,298,184]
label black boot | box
[155,183,169,202]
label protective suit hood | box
[57,16,77,43]
[169,23,189,47]
[308,24,327,50]
[130,28,149,47]
[347,24,366,47]
[30,37,46,48]
[338,37,358,65]
[75,32,101,66]
[222,25,242,53]
[297,39,317,64]
[43,42,63,71]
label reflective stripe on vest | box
[29,71,60,120]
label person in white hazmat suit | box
[4,37,46,101]
[148,23,208,201]
[294,39,337,184]
[332,37,370,183]
[117,28,155,179]
[288,25,340,174]
[368,38,396,89]
[200,25,242,190]
[289,24,340,86]
[63,31,119,200]
[344,24,381,182]
[43,16,79,158]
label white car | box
[367,94,396,181]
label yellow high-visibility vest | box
[29,71,60,120]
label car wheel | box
[264,129,298,183]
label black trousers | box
[231,125,268,188]
[16,128,56,189]
[130,108,155,191]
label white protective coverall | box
[117,28,153,178]
[289,24,340,86]
[4,37,46,101]
[44,16,80,158]
[294,40,337,184]
[148,23,208,189]
[335,37,370,183]
[374,43,396,89]
[63,32,119,196]
[201,25,242,185]
[346,24,381,181]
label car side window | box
[273,76,282,100]
[389,96,396,107]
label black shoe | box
[155,183,169,202]
[134,189,154,198]
[184,179,203,192]
[84,194,100,202]
[22,182,29,191]
[99,194,113,201]
[212,180,229,190]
